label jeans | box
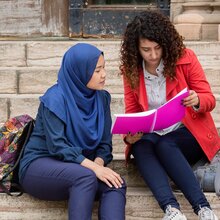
[131,127,210,214]
[20,157,126,220]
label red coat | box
[123,48,220,161]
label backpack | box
[193,153,220,197]
[0,114,35,196]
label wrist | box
[81,158,100,172]
[94,157,104,166]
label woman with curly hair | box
[120,10,220,220]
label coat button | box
[207,133,213,139]
[191,113,197,119]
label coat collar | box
[176,49,191,65]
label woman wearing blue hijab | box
[19,43,126,220]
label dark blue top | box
[19,90,113,181]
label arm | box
[41,104,85,164]
[42,104,123,188]
[81,158,123,188]
[182,49,216,112]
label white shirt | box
[142,60,183,135]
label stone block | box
[112,134,125,154]
[26,41,121,67]
[218,24,220,41]
[0,42,26,67]
[17,66,123,94]
[205,68,220,94]
[211,94,220,124]
[9,95,40,118]
[185,42,220,56]
[196,55,220,68]
[110,94,124,116]
[175,24,202,40]
[18,68,57,94]
[0,69,17,93]
[105,67,123,94]
[109,155,145,187]
[202,24,219,41]
[92,41,120,63]
[0,98,8,122]
[0,193,68,220]
[27,42,71,67]
[174,13,220,24]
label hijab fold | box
[40,43,104,150]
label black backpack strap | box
[12,119,35,173]
[0,182,23,196]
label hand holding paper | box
[111,88,189,134]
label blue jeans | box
[20,157,126,220]
[131,127,210,214]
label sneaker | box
[198,207,218,220]
[162,205,187,220]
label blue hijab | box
[40,43,105,150]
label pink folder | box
[111,88,189,134]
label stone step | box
[125,188,220,220]
[0,188,219,220]
[0,41,220,68]
[0,66,123,95]
[0,66,219,95]
[109,154,145,187]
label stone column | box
[171,0,220,41]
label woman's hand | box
[94,166,124,188]
[183,90,200,108]
[81,158,123,188]
[125,132,143,144]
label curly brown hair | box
[120,10,185,89]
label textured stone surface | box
[0,189,219,220]
[0,98,8,122]
[0,43,26,67]
[9,95,40,118]
[0,69,17,93]
[202,24,219,41]
[18,68,57,94]
[0,0,68,37]
[175,24,202,41]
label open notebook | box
[111,87,189,134]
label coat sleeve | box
[185,49,216,113]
